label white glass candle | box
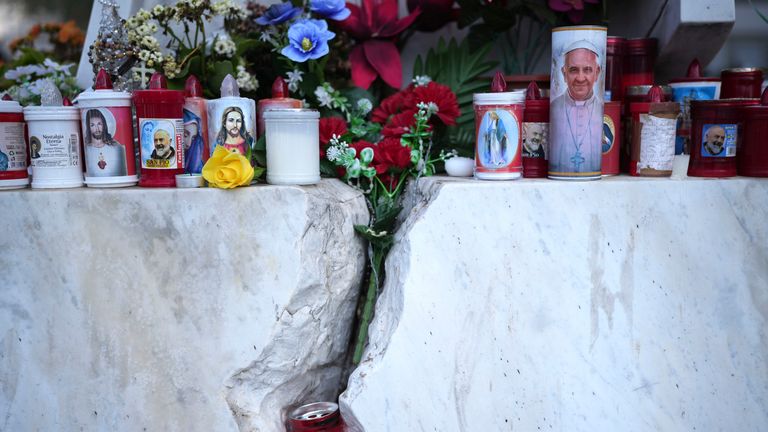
[263,109,320,185]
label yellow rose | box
[202,146,255,188]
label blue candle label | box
[0,122,27,171]
[29,131,80,168]
[701,123,736,158]
[139,118,184,169]
[522,122,548,160]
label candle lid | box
[185,75,204,98]
[721,67,763,75]
[0,94,23,113]
[491,72,507,93]
[263,108,320,119]
[133,72,184,104]
[76,69,132,106]
[606,36,625,55]
[669,59,720,83]
[473,90,526,105]
[220,74,240,97]
[524,81,548,108]
[272,77,290,98]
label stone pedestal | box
[0,180,368,432]
[341,176,768,432]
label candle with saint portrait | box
[76,69,137,187]
[207,74,257,165]
[0,95,28,189]
[183,75,209,174]
[548,26,607,180]
[133,72,185,187]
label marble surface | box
[0,179,368,432]
[341,175,768,432]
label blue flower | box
[255,2,302,26]
[281,19,336,63]
[310,0,351,21]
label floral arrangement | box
[0,21,85,103]
[2,60,81,106]
[124,0,257,95]
[320,78,459,363]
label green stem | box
[199,18,208,82]
[352,248,384,364]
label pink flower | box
[548,0,599,23]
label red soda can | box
[287,402,344,432]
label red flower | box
[410,82,460,126]
[374,137,412,171]
[319,116,348,157]
[548,0,599,23]
[337,0,421,89]
[371,90,409,124]
[381,110,417,138]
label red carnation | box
[374,136,412,171]
[319,116,349,157]
[371,90,409,124]
[410,82,460,125]
[381,110,417,138]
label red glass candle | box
[688,98,759,177]
[738,88,768,177]
[522,81,549,178]
[257,77,302,139]
[287,402,345,432]
[605,36,625,102]
[622,38,657,93]
[133,73,185,187]
[601,101,621,175]
[720,68,763,99]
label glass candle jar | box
[720,68,764,99]
[688,98,759,177]
[737,89,768,177]
[263,108,320,185]
[622,38,657,93]
[605,36,625,102]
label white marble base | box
[0,180,368,431]
[341,175,768,432]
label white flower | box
[315,85,334,108]
[4,65,44,81]
[213,37,237,58]
[211,0,234,15]
[357,98,372,115]
[236,65,259,92]
[417,101,439,116]
[152,5,166,17]
[286,69,303,92]
[412,75,432,87]
[326,146,343,162]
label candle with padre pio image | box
[207,74,257,164]
[133,72,185,187]
[76,69,138,187]
[548,26,607,180]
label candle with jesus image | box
[207,74,257,165]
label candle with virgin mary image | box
[548,26,607,180]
